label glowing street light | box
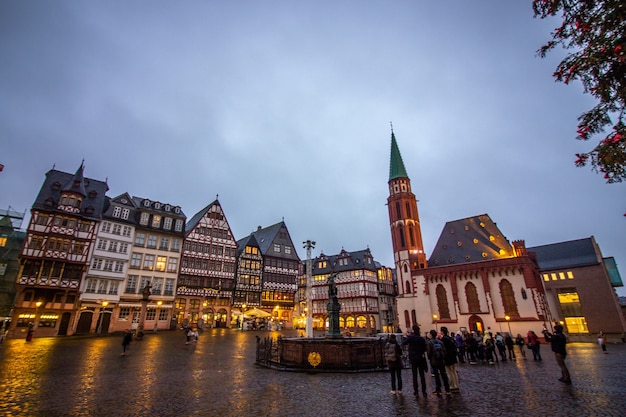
[505,315,512,335]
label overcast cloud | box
[1,1,624,295]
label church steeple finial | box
[389,125,409,181]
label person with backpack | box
[440,327,460,393]
[515,333,526,358]
[402,325,428,397]
[543,325,571,384]
[385,334,403,394]
[426,330,450,395]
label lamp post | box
[303,239,316,338]
[241,303,246,330]
[97,300,109,335]
[433,314,438,332]
[505,315,512,336]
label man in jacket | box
[427,330,450,395]
[441,327,460,392]
[402,325,428,397]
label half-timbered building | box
[9,162,109,338]
[176,199,237,328]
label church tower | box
[387,129,427,295]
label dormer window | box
[154,202,161,210]
[52,182,62,190]
[45,198,54,207]
[143,199,151,207]
[89,190,97,199]
[165,204,171,211]
[85,206,94,215]
[174,207,181,214]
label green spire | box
[389,130,409,180]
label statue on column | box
[326,273,342,338]
[142,283,152,302]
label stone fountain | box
[255,274,386,372]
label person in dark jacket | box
[402,325,428,397]
[385,334,403,394]
[543,324,571,384]
[441,327,460,392]
[121,329,132,356]
[427,330,450,395]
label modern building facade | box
[176,199,237,328]
[9,163,109,338]
[529,237,626,341]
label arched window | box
[436,284,451,319]
[396,202,401,220]
[399,228,406,247]
[405,280,411,294]
[411,310,417,327]
[405,202,411,218]
[403,264,408,273]
[499,279,519,317]
[409,226,416,246]
[465,282,481,313]
[404,310,411,329]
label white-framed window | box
[112,206,122,218]
[125,275,138,293]
[274,244,280,253]
[119,243,129,254]
[140,212,149,225]
[143,255,155,270]
[164,278,175,296]
[140,276,151,292]
[101,222,111,233]
[152,277,163,295]
[172,239,181,252]
[108,282,119,295]
[174,220,183,232]
[134,233,146,246]
[122,226,132,237]
[112,224,121,235]
[159,237,169,251]
[130,253,142,268]
[285,246,291,254]
[86,279,98,293]
[167,258,178,273]
[163,217,172,230]
[121,208,130,220]
[147,235,157,249]
[108,241,118,252]
[114,261,124,273]
[156,256,167,272]
[92,258,103,270]
[97,280,108,294]
[97,239,107,250]
[152,215,161,228]
[103,260,113,271]
[119,307,130,319]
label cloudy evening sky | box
[1,2,624,295]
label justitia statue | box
[142,283,152,302]
[326,273,342,338]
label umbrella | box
[245,307,271,318]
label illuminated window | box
[156,256,167,272]
[567,271,574,279]
[152,215,162,228]
[543,273,550,282]
[551,273,557,281]
[0,237,6,247]
[557,288,588,333]
[559,272,566,280]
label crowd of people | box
[383,322,591,396]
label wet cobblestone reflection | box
[1,330,626,416]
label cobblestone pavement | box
[1,329,625,417]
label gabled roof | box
[33,164,109,220]
[428,214,514,266]
[528,237,600,270]
[244,221,301,261]
[237,233,260,255]
[389,131,409,180]
[62,162,87,197]
[185,199,219,233]
[312,248,377,274]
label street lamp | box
[97,301,109,335]
[303,239,316,338]
[505,315,512,335]
[433,314,438,332]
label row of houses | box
[1,162,398,338]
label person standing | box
[455,331,466,363]
[527,330,542,361]
[543,325,571,384]
[385,334,403,394]
[504,333,516,360]
[440,327,460,393]
[427,330,450,395]
[121,329,133,356]
[597,331,608,353]
[515,333,526,358]
[402,325,428,397]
